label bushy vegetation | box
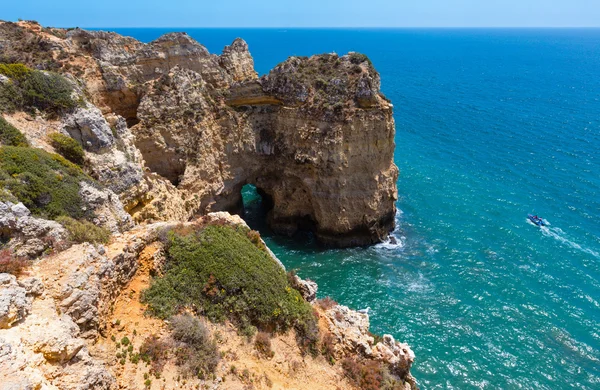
[348,52,373,67]
[321,332,336,364]
[0,22,61,71]
[342,358,405,390]
[0,63,78,116]
[170,314,220,379]
[0,145,89,219]
[317,296,338,310]
[0,248,29,276]
[48,132,84,165]
[0,116,28,147]
[139,335,170,375]
[142,225,317,338]
[55,216,110,244]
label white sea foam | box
[376,235,406,250]
[540,226,600,259]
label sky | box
[3,0,600,28]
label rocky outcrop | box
[0,22,398,247]
[292,274,318,303]
[324,303,417,388]
[0,201,68,258]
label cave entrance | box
[239,183,317,245]
[240,183,272,233]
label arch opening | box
[240,183,273,232]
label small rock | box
[18,277,45,296]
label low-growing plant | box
[142,225,317,338]
[0,248,29,275]
[341,357,405,390]
[170,314,220,379]
[0,63,31,80]
[321,332,336,364]
[254,332,274,359]
[140,335,169,375]
[317,296,338,311]
[130,353,140,364]
[56,216,110,244]
[48,132,84,165]
[295,312,320,357]
[0,145,89,219]
[0,63,78,116]
[0,116,28,147]
[348,52,372,66]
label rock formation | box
[0,21,398,247]
[0,21,416,390]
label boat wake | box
[540,225,600,260]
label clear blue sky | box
[4,0,599,27]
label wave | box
[375,209,406,250]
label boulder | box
[62,104,115,152]
[78,181,134,233]
[0,201,68,258]
[0,273,31,329]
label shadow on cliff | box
[240,183,319,251]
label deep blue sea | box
[98,28,600,389]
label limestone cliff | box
[0,21,398,247]
[0,21,415,390]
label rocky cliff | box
[0,21,414,390]
[0,20,398,247]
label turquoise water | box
[103,28,600,389]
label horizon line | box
[79,26,600,29]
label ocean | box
[97,28,600,389]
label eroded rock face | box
[0,274,31,329]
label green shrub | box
[170,314,220,378]
[0,146,89,219]
[0,63,77,116]
[0,116,28,147]
[55,216,110,244]
[142,225,316,335]
[348,52,373,67]
[0,81,22,113]
[0,63,32,81]
[48,132,83,165]
[321,332,336,364]
[20,70,77,114]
